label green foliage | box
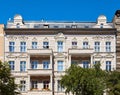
[61,63,107,95]
[107,71,120,95]
[0,61,19,95]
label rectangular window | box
[43,42,49,49]
[9,61,15,71]
[32,42,37,49]
[20,61,26,72]
[94,42,100,52]
[9,42,15,52]
[83,42,89,49]
[72,41,77,48]
[106,61,111,71]
[43,81,49,89]
[71,60,78,64]
[57,41,63,52]
[57,61,63,71]
[57,80,64,92]
[94,61,100,64]
[20,81,26,92]
[31,81,38,89]
[106,42,111,52]
[31,61,38,69]
[20,42,26,52]
[83,61,89,68]
[43,61,49,69]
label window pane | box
[20,61,26,71]
[43,61,49,69]
[57,41,63,52]
[83,61,89,68]
[20,42,26,52]
[106,61,111,71]
[32,42,37,49]
[9,42,15,52]
[9,61,15,70]
[106,42,111,52]
[94,42,100,52]
[57,61,63,71]
[31,61,38,69]
[20,81,26,92]
[83,42,88,49]
[43,42,49,49]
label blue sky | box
[0,0,120,24]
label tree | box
[0,61,19,95]
[60,63,107,95]
[107,71,120,95]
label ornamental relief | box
[104,35,114,40]
[6,36,17,41]
[54,32,67,41]
[92,36,103,40]
[18,36,28,41]
[32,37,37,41]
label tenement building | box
[4,14,117,95]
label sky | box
[0,0,120,24]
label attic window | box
[71,25,77,28]
[16,23,20,28]
[100,23,103,28]
[44,25,49,28]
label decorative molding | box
[43,37,48,42]
[83,37,88,41]
[72,37,77,41]
[104,35,114,40]
[32,37,37,41]
[18,36,28,41]
[54,32,67,40]
[7,36,17,41]
[92,36,103,40]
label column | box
[50,75,53,91]
[69,55,71,68]
[27,55,30,69]
[50,55,53,69]
[90,55,93,68]
[28,75,30,91]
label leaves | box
[0,61,19,95]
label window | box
[43,42,49,49]
[106,42,111,52]
[71,60,78,64]
[43,61,49,69]
[9,61,15,70]
[20,61,26,72]
[71,25,77,28]
[32,42,37,49]
[83,61,89,68]
[94,61,100,64]
[100,23,103,28]
[54,26,59,28]
[57,80,64,92]
[20,42,26,52]
[106,61,111,71]
[83,42,89,49]
[20,81,26,92]
[94,42,100,52]
[72,41,77,48]
[9,42,15,52]
[57,41,63,52]
[31,61,38,69]
[57,61,63,71]
[43,25,49,28]
[43,81,49,89]
[31,81,38,89]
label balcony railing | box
[28,69,52,75]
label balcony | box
[28,91,52,95]
[27,48,52,55]
[28,69,52,75]
[69,48,94,55]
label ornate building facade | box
[4,13,117,95]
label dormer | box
[97,15,107,25]
[14,14,24,26]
